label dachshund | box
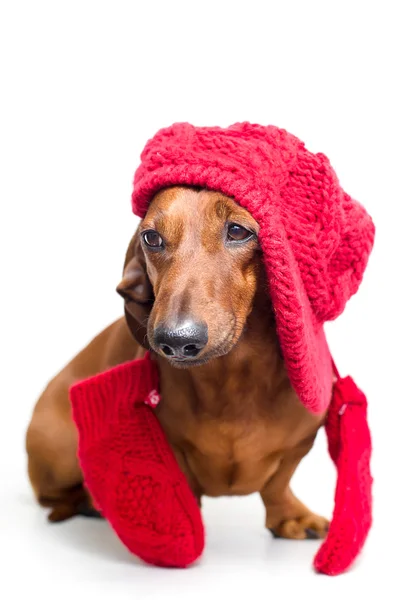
[26,186,329,539]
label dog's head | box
[117,186,267,366]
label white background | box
[1,1,408,598]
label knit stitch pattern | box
[131,122,375,414]
[313,375,373,575]
[69,354,204,568]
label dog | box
[26,185,329,539]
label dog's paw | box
[47,504,78,523]
[270,514,329,540]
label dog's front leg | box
[260,439,329,540]
[170,444,203,507]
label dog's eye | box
[227,223,254,243]
[142,230,163,249]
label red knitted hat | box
[131,122,375,415]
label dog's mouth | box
[165,355,211,368]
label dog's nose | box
[154,320,208,359]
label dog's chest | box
[184,416,284,495]
[158,378,317,496]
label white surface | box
[1,1,408,598]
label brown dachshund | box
[26,186,329,539]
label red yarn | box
[69,354,204,568]
[314,372,373,575]
[132,122,375,415]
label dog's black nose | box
[154,320,208,359]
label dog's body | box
[26,187,329,538]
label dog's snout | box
[154,320,208,360]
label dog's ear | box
[116,227,153,349]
